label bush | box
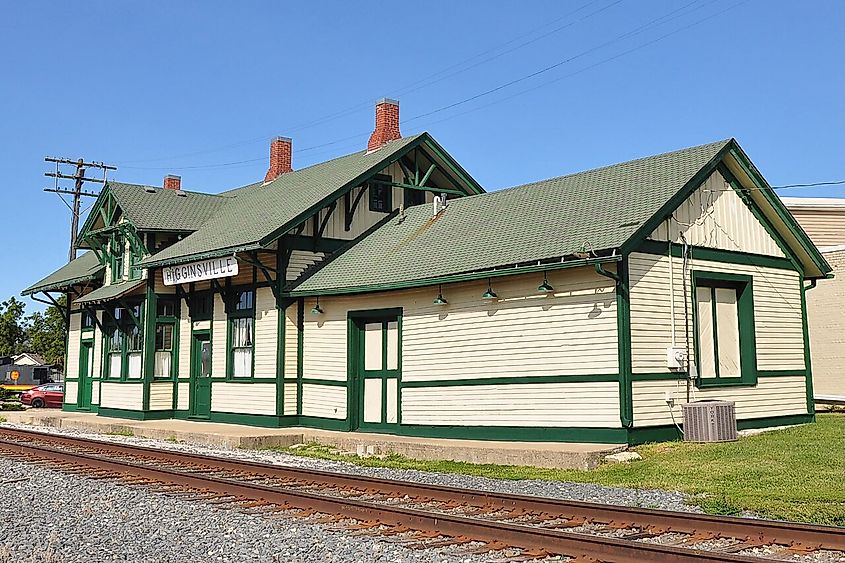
[0,403,25,411]
[0,388,17,401]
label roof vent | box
[432,194,447,216]
[144,186,156,194]
[175,190,187,197]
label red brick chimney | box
[264,136,292,183]
[163,175,181,190]
[367,98,401,152]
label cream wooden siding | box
[649,170,785,258]
[212,293,227,377]
[284,303,298,379]
[302,313,347,382]
[806,250,845,395]
[286,250,326,282]
[64,381,78,404]
[283,383,297,415]
[301,384,346,419]
[178,298,191,379]
[633,377,807,427]
[92,312,103,380]
[149,382,173,410]
[401,268,618,381]
[211,382,275,415]
[91,380,100,405]
[785,208,845,247]
[177,383,189,411]
[99,383,143,410]
[254,288,277,378]
[66,313,81,379]
[628,252,805,373]
[402,382,619,427]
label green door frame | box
[78,339,94,411]
[348,308,402,432]
[189,330,212,419]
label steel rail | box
[0,436,766,563]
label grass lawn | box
[276,413,845,526]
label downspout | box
[595,257,633,429]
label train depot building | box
[23,100,833,445]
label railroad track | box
[0,427,842,562]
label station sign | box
[162,257,239,286]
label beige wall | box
[99,382,143,410]
[254,287,277,378]
[211,381,276,415]
[149,382,174,410]
[807,250,845,396]
[650,170,785,258]
[178,298,191,379]
[64,381,78,404]
[785,207,845,248]
[65,312,81,380]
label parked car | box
[20,383,64,408]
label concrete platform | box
[1,410,625,470]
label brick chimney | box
[163,175,181,190]
[264,136,292,183]
[367,98,401,152]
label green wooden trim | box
[347,307,404,319]
[758,369,808,378]
[600,256,632,427]
[297,415,351,431]
[422,137,485,195]
[396,424,627,444]
[800,274,814,414]
[287,256,621,298]
[142,278,156,411]
[285,235,348,253]
[690,270,757,389]
[225,284,256,380]
[296,298,304,416]
[401,374,620,387]
[300,378,347,387]
[631,372,688,381]
[208,411,285,428]
[96,407,174,421]
[636,240,796,271]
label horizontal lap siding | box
[148,382,173,410]
[177,383,189,411]
[211,382,275,415]
[91,381,99,405]
[178,298,191,378]
[66,313,81,380]
[212,294,227,377]
[402,382,619,427]
[283,382,297,415]
[301,384,346,419]
[302,316,347,381]
[628,252,805,373]
[787,209,845,247]
[284,304,298,379]
[287,251,326,283]
[633,377,807,426]
[64,381,78,404]
[402,269,618,380]
[99,383,143,411]
[806,252,845,395]
[254,288,277,378]
[650,170,785,258]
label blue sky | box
[3,0,843,310]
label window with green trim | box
[111,234,125,283]
[128,249,143,280]
[103,304,145,380]
[368,174,392,213]
[189,291,213,321]
[692,272,757,387]
[154,297,177,379]
[81,310,94,330]
[228,289,254,378]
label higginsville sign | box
[162,257,238,286]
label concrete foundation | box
[1,410,624,470]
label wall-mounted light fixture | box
[482,278,498,300]
[310,297,323,315]
[433,284,448,305]
[538,272,554,293]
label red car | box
[20,383,64,408]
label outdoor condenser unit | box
[682,400,737,442]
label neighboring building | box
[22,100,832,445]
[782,197,845,398]
[0,354,56,387]
[12,353,47,366]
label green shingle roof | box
[108,182,232,232]
[290,139,732,295]
[141,135,427,268]
[22,252,104,295]
[74,279,146,304]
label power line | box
[772,180,845,189]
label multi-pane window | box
[190,292,213,321]
[107,324,122,378]
[81,310,94,330]
[154,324,173,378]
[111,234,125,283]
[693,273,756,387]
[368,175,392,213]
[228,289,254,378]
[104,304,144,380]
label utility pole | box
[44,157,117,263]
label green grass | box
[0,415,6,424]
[105,429,134,437]
[275,414,845,526]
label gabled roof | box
[74,279,146,305]
[141,133,480,268]
[290,139,832,295]
[107,182,232,232]
[22,252,104,295]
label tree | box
[27,296,67,368]
[0,298,28,357]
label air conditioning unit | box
[682,400,737,442]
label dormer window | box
[368,174,393,213]
[111,233,125,283]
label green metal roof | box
[290,139,733,295]
[74,279,146,305]
[22,252,104,295]
[140,134,429,268]
[108,182,232,232]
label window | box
[154,297,177,379]
[228,289,254,378]
[107,324,122,378]
[692,272,756,387]
[189,292,213,321]
[368,175,392,213]
[81,310,94,330]
[404,188,426,208]
[111,234,125,283]
[103,303,145,380]
[128,249,143,280]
